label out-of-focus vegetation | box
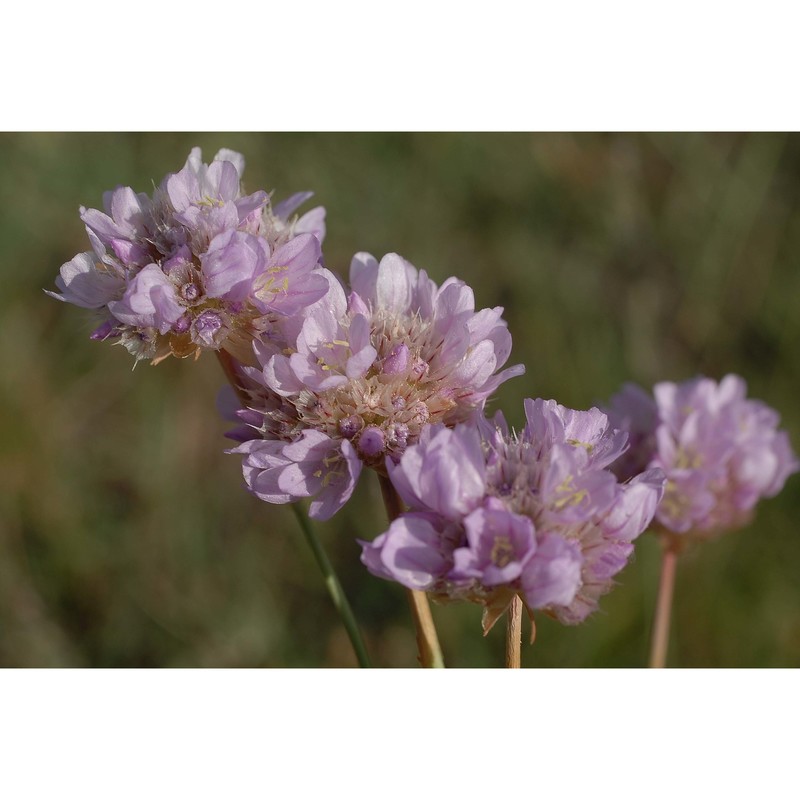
[1,132,798,667]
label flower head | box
[47,148,328,364]
[360,399,666,627]
[228,252,524,520]
[606,374,798,537]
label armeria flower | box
[606,375,798,538]
[359,398,666,627]
[228,252,525,520]
[47,147,328,364]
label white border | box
[5,2,800,131]
[0,669,795,797]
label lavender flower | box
[228,252,524,520]
[360,399,666,627]
[606,375,798,537]
[47,148,328,364]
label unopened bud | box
[358,425,385,457]
[339,415,364,439]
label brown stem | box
[649,536,681,668]
[378,474,445,668]
[505,594,523,668]
[378,473,405,520]
[216,349,249,405]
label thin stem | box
[649,536,680,668]
[215,350,372,668]
[405,589,445,669]
[505,595,523,669]
[216,349,248,404]
[290,504,372,668]
[378,474,446,668]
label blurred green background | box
[1,132,798,667]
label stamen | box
[566,438,594,453]
[490,536,514,567]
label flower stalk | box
[648,533,681,668]
[217,351,372,668]
[378,474,445,668]
[289,504,372,668]
[505,594,523,668]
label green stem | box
[290,504,372,668]
[215,351,371,668]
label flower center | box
[490,536,515,568]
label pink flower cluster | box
[47,148,327,364]
[228,252,523,519]
[606,376,798,538]
[361,400,665,626]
